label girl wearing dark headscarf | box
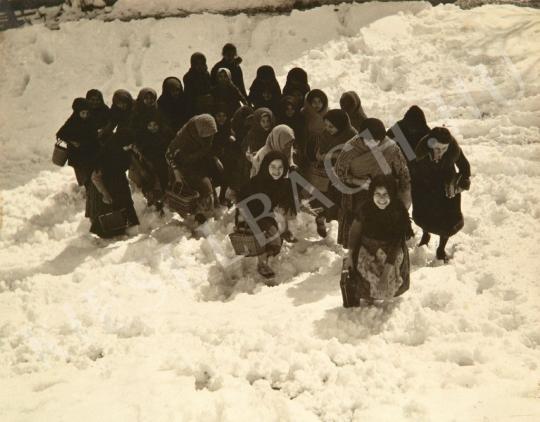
[210,67,248,118]
[132,111,174,204]
[243,107,275,159]
[387,105,431,166]
[131,87,159,132]
[166,114,218,216]
[56,98,100,187]
[277,96,306,164]
[299,89,329,170]
[110,89,135,133]
[345,175,414,303]
[86,133,139,239]
[412,127,471,262]
[157,76,188,133]
[236,151,296,279]
[183,52,212,118]
[86,89,111,143]
[282,67,310,106]
[334,118,411,249]
[339,91,368,132]
[248,65,282,114]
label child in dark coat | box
[236,151,296,279]
[248,65,282,115]
[282,67,310,107]
[211,43,248,99]
[210,67,248,118]
[56,98,100,187]
[346,175,414,302]
[183,52,213,118]
[86,89,111,144]
[412,127,471,262]
[86,135,139,239]
[157,76,188,133]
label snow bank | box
[1,2,540,421]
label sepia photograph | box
[0,0,539,420]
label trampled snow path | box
[1,2,540,421]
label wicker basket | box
[229,228,265,257]
[52,140,68,167]
[164,181,200,217]
[307,163,330,192]
[98,208,129,233]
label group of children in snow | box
[55,43,472,302]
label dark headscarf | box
[359,174,413,241]
[158,76,187,131]
[340,91,367,132]
[85,89,105,107]
[249,65,281,109]
[319,109,357,157]
[387,105,430,153]
[282,67,310,102]
[244,107,275,153]
[231,105,254,145]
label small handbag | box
[52,139,68,167]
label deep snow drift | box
[1,1,540,421]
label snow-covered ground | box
[1,1,540,421]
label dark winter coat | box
[411,131,471,237]
[210,68,247,117]
[165,114,217,181]
[110,89,135,134]
[86,89,112,135]
[183,53,213,118]
[248,65,282,114]
[56,98,100,185]
[211,57,248,98]
[157,76,188,132]
[86,139,139,238]
[282,67,310,102]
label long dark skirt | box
[412,188,464,237]
[86,172,139,238]
[352,236,410,300]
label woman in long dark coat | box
[183,52,213,118]
[157,76,188,133]
[56,98,100,187]
[412,127,471,262]
[166,114,218,216]
[236,151,296,279]
[387,105,431,166]
[86,135,139,239]
[282,67,310,107]
[109,89,135,133]
[346,175,414,303]
[248,65,281,114]
[86,89,111,144]
[133,111,174,199]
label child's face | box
[217,71,229,85]
[143,94,155,106]
[324,119,338,135]
[79,110,89,119]
[292,90,303,105]
[215,112,228,126]
[311,96,324,112]
[147,121,159,133]
[88,95,101,109]
[431,141,449,162]
[285,104,295,118]
[262,91,272,101]
[268,159,284,180]
[116,100,129,111]
[373,186,390,210]
[260,114,272,131]
[168,86,181,99]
